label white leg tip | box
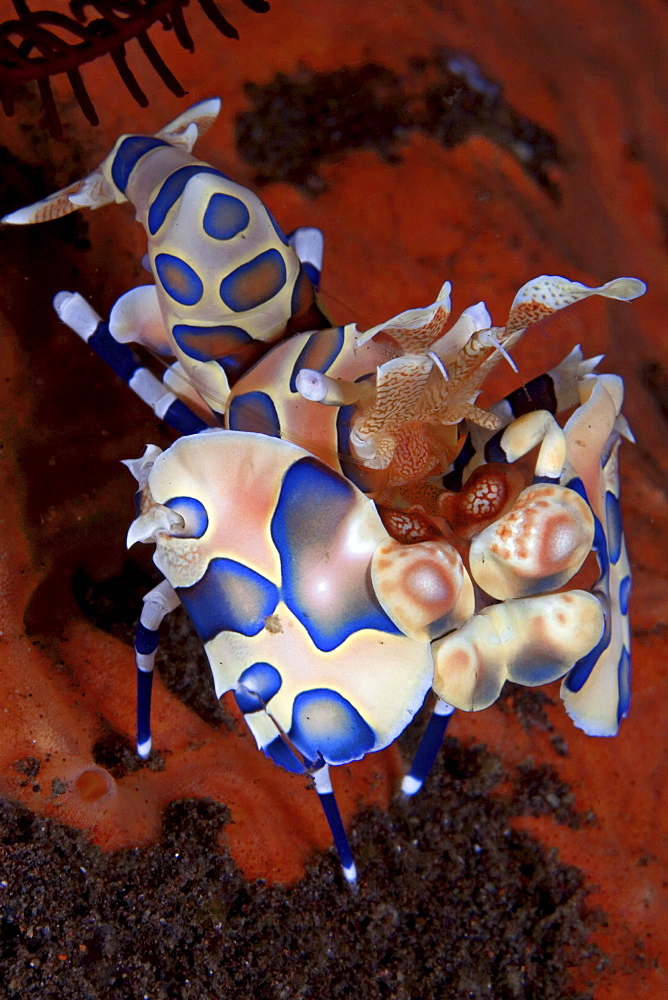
[288,226,324,269]
[137,738,152,759]
[401,774,423,797]
[52,290,100,339]
[53,290,74,314]
[342,861,357,884]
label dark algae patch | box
[236,50,560,196]
[0,737,604,1000]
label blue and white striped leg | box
[135,579,181,759]
[312,764,357,885]
[52,291,210,436]
[402,698,455,797]
[288,226,324,290]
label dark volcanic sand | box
[0,706,605,1000]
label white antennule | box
[478,330,519,373]
[426,351,449,383]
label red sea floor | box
[0,1,666,997]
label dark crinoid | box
[0,0,270,134]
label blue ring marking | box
[605,490,623,564]
[563,477,611,699]
[335,401,355,478]
[317,785,355,873]
[266,206,290,247]
[300,261,321,289]
[215,351,260,384]
[271,457,402,651]
[234,662,282,714]
[164,496,209,539]
[289,265,315,321]
[135,622,159,655]
[533,474,560,485]
[148,165,224,235]
[227,391,281,437]
[136,669,154,748]
[202,192,250,240]
[89,321,139,382]
[619,575,631,616]
[405,707,454,788]
[563,605,611,693]
[264,735,308,773]
[336,403,353,454]
[617,646,631,723]
[86,322,210,434]
[177,557,279,644]
[219,248,287,312]
[565,475,588,501]
[484,428,507,464]
[288,689,376,765]
[335,396,382,494]
[592,516,610,578]
[505,371,558,417]
[163,399,209,436]
[215,349,266,385]
[111,136,169,194]
[288,326,345,393]
[566,477,610,579]
[155,253,204,306]
[172,322,252,363]
[442,434,476,492]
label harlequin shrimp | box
[222,274,642,786]
[2,100,645,883]
[12,285,613,883]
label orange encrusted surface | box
[0,1,666,995]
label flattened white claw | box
[371,537,474,642]
[432,590,605,712]
[469,484,595,600]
